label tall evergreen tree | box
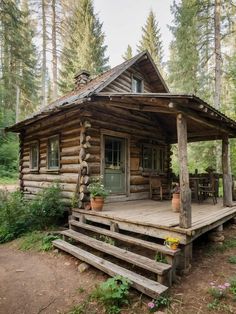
[122,45,133,60]
[0,0,39,125]
[59,0,109,93]
[137,9,163,68]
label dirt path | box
[1,226,236,314]
[0,245,104,314]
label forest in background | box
[0,0,236,182]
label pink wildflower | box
[210,282,215,286]
[224,282,230,287]
[148,302,155,309]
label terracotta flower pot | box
[164,241,179,250]
[90,196,105,211]
[172,193,180,212]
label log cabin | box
[7,51,236,297]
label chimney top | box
[74,70,90,90]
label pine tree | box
[59,0,109,93]
[122,45,133,60]
[0,0,39,125]
[137,9,163,68]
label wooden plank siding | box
[103,65,156,94]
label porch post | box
[222,135,233,207]
[177,113,192,228]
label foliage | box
[92,276,131,314]
[147,296,171,312]
[208,282,230,299]
[137,9,163,68]
[0,190,29,243]
[95,235,115,246]
[155,252,168,264]
[229,277,236,296]
[0,184,64,243]
[122,45,133,61]
[59,0,109,93]
[28,183,64,229]
[228,256,236,264]
[18,231,60,251]
[88,176,109,199]
[0,138,18,178]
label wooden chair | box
[198,174,217,204]
[150,177,163,201]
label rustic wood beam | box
[222,136,233,207]
[169,102,234,136]
[177,113,192,228]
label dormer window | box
[132,75,143,93]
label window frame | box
[141,144,165,173]
[29,141,39,172]
[47,135,60,171]
[131,74,143,93]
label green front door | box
[104,136,126,194]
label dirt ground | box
[1,225,236,314]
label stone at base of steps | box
[53,239,168,298]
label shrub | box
[92,275,131,314]
[0,190,29,243]
[28,183,64,229]
[0,184,65,243]
[18,231,60,251]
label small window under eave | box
[30,141,39,172]
[132,75,143,93]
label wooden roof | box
[6,51,236,142]
[7,51,168,132]
[94,93,236,143]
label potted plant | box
[164,236,180,250]
[88,176,109,211]
[171,183,180,212]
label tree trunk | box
[41,0,47,108]
[51,0,58,100]
[222,136,233,207]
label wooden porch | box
[73,199,236,245]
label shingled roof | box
[8,50,168,132]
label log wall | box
[21,107,82,205]
[20,101,172,205]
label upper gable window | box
[30,141,39,171]
[132,76,143,93]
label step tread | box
[70,219,180,256]
[61,229,171,275]
[53,239,168,298]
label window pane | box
[30,143,38,169]
[143,146,152,169]
[132,77,142,93]
[48,137,59,169]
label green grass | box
[228,256,236,264]
[0,175,18,185]
[17,231,61,252]
[206,237,236,255]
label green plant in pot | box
[88,176,109,211]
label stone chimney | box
[74,70,90,90]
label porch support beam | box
[177,113,192,228]
[222,135,233,207]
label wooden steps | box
[61,229,171,284]
[69,219,180,257]
[53,239,168,298]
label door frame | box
[100,129,130,197]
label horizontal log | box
[130,184,149,193]
[23,173,78,183]
[130,176,149,185]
